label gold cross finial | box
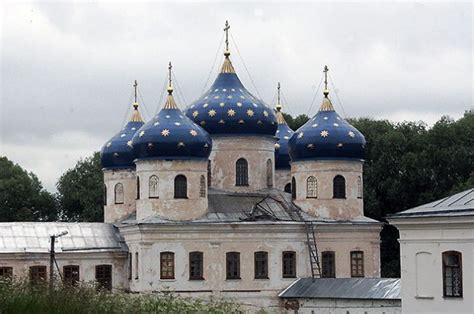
[167,62,173,95]
[323,65,329,98]
[133,80,138,108]
[276,82,282,111]
[224,20,230,57]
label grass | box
[0,279,243,314]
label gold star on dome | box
[237,102,242,107]
[321,130,329,137]
[333,123,339,127]
[240,95,245,99]
[208,109,217,117]
[312,123,318,128]
[227,95,232,99]
[263,110,269,117]
[218,119,225,124]
[219,102,225,107]
[192,111,199,118]
[148,143,154,148]
[200,121,206,126]
[106,142,112,148]
[257,120,263,124]
[223,89,227,92]
[203,103,209,108]
[227,109,236,117]
[177,142,185,148]
[348,131,355,138]
[239,119,245,124]
[161,129,170,136]
[204,143,209,148]
[337,143,343,148]
[214,96,220,99]
[275,143,280,150]
[139,130,145,137]
[190,130,198,137]
[247,109,254,117]
[154,122,160,126]
[307,143,315,149]
[113,153,119,157]
[127,140,133,147]
[297,132,304,139]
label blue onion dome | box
[274,84,295,169]
[101,95,145,170]
[184,24,277,136]
[131,63,212,161]
[288,66,366,161]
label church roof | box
[388,188,474,219]
[274,83,294,169]
[279,278,400,300]
[288,66,365,162]
[184,22,277,137]
[0,222,127,254]
[132,63,212,161]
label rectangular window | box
[95,265,112,290]
[29,266,47,284]
[321,251,336,278]
[63,265,80,285]
[135,252,139,280]
[128,253,132,280]
[254,251,268,279]
[226,252,240,279]
[282,251,296,278]
[351,251,364,277]
[189,251,204,280]
[443,251,463,297]
[0,267,13,278]
[160,252,175,279]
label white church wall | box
[275,168,291,192]
[104,169,137,223]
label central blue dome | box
[185,56,277,136]
[288,97,366,161]
[132,89,212,161]
[274,108,295,169]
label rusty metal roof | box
[0,222,127,254]
[279,278,400,300]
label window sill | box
[415,296,434,300]
[189,278,205,281]
[442,296,463,299]
[149,197,159,199]
[225,278,241,281]
[282,276,297,279]
[254,277,269,280]
[160,278,176,281]
[235,185,249,187]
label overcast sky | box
[1,1,472,192]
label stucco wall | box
[121,222,381,309]
[135,159,208,221]
[104,169,137,223]
[390,217,474,314]
[0,252,128,290]
[275,169,291,192]
[209,136,276,192]
[291,160,364,220]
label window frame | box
[128,252,132,281]
[189,251,204,280]
[29,265,47,284]
[442,251,463,298]
[103,184,107,206]
[114,183,124,204]
[135,252,139,280]
[306,176,318,198]
[0,267,13,278]
[63,265,80,286]
[282,251,297,278]
[148,175,159,199]
[357,176,363,199]
[207,160,212,187]
[333,175,346,199]
[350,251,364,278]
[266,159,273,187]
[235,158,249,186]
[136,176,140,200]
[321,251,336,278]
[95,264,112,291]
[174,175,188,199]
[226,252,241,280]
[254,251,269,279]
[200,175,206,198]
[291,177,296,199]
[160,252,175,280]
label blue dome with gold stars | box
[274,85,295,169]
[288,69,365,161]
[184,47,277,136]
[101,102,145,170]
[132,65,212,161]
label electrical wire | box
[172,72,188,109]
[200,32,225,95]
[119,90,135,129]
[155,76,168,114]
[137,89,152,121]
[306,75,324,116]
[329,73,347,118]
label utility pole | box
[49,231,68,289]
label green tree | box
[0,157,57,221]
[56,152,104,222]
[282,113,309,130]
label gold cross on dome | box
[224,20,230,52]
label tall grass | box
[0,279,242,314]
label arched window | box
[149,175,159,198]
[114,183,124,204]
[235,158,248,186]
[306,176,317,198]
[200,175,206,197]
[357,176,363,199]
[103,185,107,206]
[284,183,292,194]
[207,160,211,187]
[443,251,463,297]
[291,177,296,199]
[266,159,273,187]
[174,175,187,199]
[136,176,140,200]
[333,175,346,199]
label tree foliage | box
[0,157,57,221]
[56,152,104,222]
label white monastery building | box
[0,23,406,312]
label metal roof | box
[0,222,127,254]
[121,188,379,225]
[279,278,400,300]
[388,188,474,219]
